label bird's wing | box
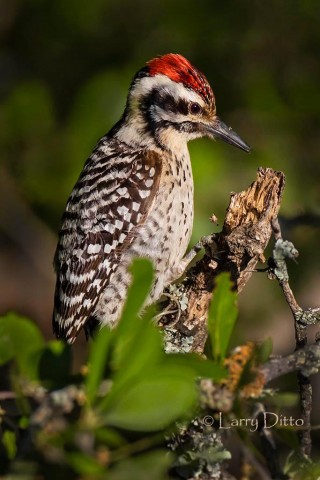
[52,142,162,342]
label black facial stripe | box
[169,121,200,133]
[139,88,201,150]
[155,120,199,134]
[140,88,189,119]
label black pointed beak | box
[206,117,251,153]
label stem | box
[271,218,312,457]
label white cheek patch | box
[132,75,206,121]
[132,75,201,102]
[116,73,208,150]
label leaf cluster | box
[0,260,315,479]
[0,260,226,479]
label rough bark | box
[161,167,285,353]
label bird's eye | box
[190,102,201,115]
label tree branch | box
[161,167,319,478]
[269,218,320,457]
[161,167,285,353]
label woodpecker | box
[53,53,250,343]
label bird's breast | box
[126,151,194,276]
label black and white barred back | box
[53,137,164,342]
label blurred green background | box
[1,0,320,373]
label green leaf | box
[102,366,197,431]
[111,259,155,371]
[174,444,231,479]
[164,353,227,381]
[0,312,44,379]
[267,392,299,408]
[284,450,320,479]
[66,452,105,475]
[85,327,113,406]
[2,430,17,460]
[207,273,238,363]
[86,259,155,406]
[177,444,231,466]
[255,337,273,364]
[95,428,126,448]
[108,317,164,401]
[115,258,154,337]
[19,417,30,429]
[109,259,161,389]
[108,450,172,480]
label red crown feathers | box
[147,54,215,106]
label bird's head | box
[119,53,250,154]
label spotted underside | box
[53,138,162,342]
